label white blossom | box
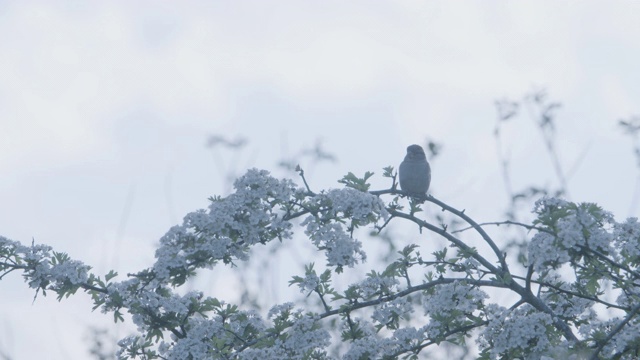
[341,319,380,360]
[422,282,487,339]
[372,297,413,326]
[423,282,487,315]
[614,217,640,264]
[528,231,571,272]
[302,219,366,268]
[358,275,399,299]
[152,169,297,284]
[267,302,295,319]
[529,199,613,271]
[579,317,640,358]
[478,305,554,359]
[296,271,320,294]
[323,188,389,223]
[239,314,330,360]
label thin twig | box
[296,166,315,195]
[510,274,627,312]
[590,302,640,360]
[451,220,552,235]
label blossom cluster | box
[301,188,388,270]
[152,169,298,286]
[528,198,614,272]
[422,282,488,339]
[0,236,90,297]
[478,304,556,358]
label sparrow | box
[399,144,431,197]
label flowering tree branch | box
[2,168,640,359]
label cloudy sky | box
[1,1,639,358]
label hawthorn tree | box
[3,90,640,359]
[2,165,640,359]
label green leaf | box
[500,272,512,285]
[338,171,374,192]
[105,270,118,282]
[114,310,124,323]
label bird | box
[399,144,431,198]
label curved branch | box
[318,277,506,319]
[511,274,628,312]
[426,195,509,273]
[387,208,501,275]
[370,188,508,273]
[387,210,578,342]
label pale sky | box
[1,2,639,358]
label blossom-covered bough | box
[2,168,640,359]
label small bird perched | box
[399,144,431,197]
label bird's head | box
[405,144,426,160]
